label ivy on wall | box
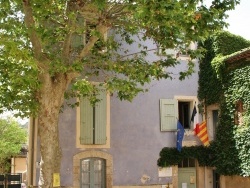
[158,31,250,176]
[198,31,250,105]
[218,65,250,176]
[157,145,215,167]
[199,31,250,176]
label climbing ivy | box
[198,38,221,105]
[199,31,250,176]
[198,31,250,105]
[158,145,215,167]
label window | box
[212,110,219,140]
[235,100,243,125]
[207,104,219,141]
[157,42,196,60]
[80,158,106,188]
[71,15,107,53]
[76,87,110,148]
[178,158,196,168]
[160,97,197,131]
[80,89,107,145]
[73,151,113,188]
[179,102,190,129]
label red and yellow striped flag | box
[194,121,210,146]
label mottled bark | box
[37,73,72,188]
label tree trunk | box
[38,109,61,188]
[37,73,71,188]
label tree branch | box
[62,32,72,64]
[78,24,109,60]
[22,0,43,60]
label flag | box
[194,121,210,146]
[193,123,200,135]
[190,104,197,122]
[176,121,185,152]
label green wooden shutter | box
[94,90,107,144]
[71,15,85,48]
[80,97,94,144]
[160,99,178,131]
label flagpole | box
[195,101,198,130]
[204,98,207,122]
[204,99,207,188]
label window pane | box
[183,158,189,167]
[178,161,182,168]
[94,159,102,171]
[82,160,90,171]
[94,171,101,184]
[82,172,90,184]
[189,158,195,167]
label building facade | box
[27,37,220,188]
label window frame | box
[206,104,219,141]
[174,96,198,130]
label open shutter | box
[160,99,178,131]
[80,97,94,144]
[94,90,107,144]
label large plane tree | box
[0,0,240,187]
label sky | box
[224,0,250,40]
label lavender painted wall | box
[109,67,199,185]
[56,37,200,187]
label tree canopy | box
[0,0,240,116]
[0,117,27,173]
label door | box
[80,158,106,188]
[178,168,196,188]
[213,170,220,188]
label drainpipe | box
[204,166,206,188]
[27,117,38,186]
[11,158,15,173]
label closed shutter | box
[80,87,107,145]
[71,16,85,48]
[94,90,107,144]
[160,99,178,131]
[80,97,94,144]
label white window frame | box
[206,104,219,141]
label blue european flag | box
[176,121,185,152]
